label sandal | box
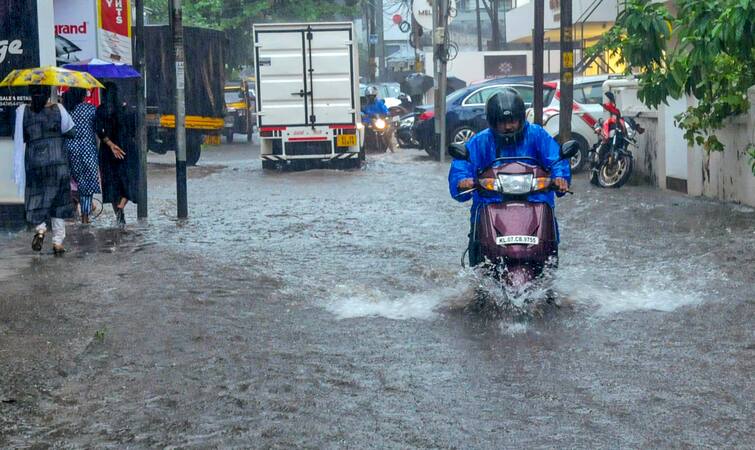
[52,244,66,256]
[31,232,45,252]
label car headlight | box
[497,174,534,194]
[374,118,387,130]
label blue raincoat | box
[361,99,388,124]
[448,122,571,223]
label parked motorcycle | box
[395,113,420,149]
[362,114,392,153]
[449,140,580,293]
[589,91,645,188]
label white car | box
[527,75,625,171]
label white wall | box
[0,0,56,203]
[612,82,755,207]
[506,0,620,43]
[424,49,567,84]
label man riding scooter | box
[361,85,389,123]
[361,85,392,152]
[448,89,571,267]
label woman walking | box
[13,85,76,254]
[96,82,139,225]
[63,88,99,224]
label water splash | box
[324,281,472,320]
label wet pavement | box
[1,140,754,448]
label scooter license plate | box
[337,134,357,147]
[496,235,539,246]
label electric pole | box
[368,0,377,82]
[533,0,544,125]
[135,0,148,219]
[433,0,449,163]
[377,0,385,81]
[559,0,573,144]
[170,0,188,219]
[476,0,482,51]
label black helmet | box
[486,88,526,147]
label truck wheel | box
[186,132,202,166]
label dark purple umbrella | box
[63,58,141,79]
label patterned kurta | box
[64,103,101,196]
[22,105,75,224]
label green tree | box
[589,0,755,174]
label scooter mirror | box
[560,140,580,160]
[448,143,470,161]
[604,91,616,104]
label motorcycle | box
[395,113,420,149]
[589,91,645,188]
[449,141,580,292]
[362,114,392,153]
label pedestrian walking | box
[13,85,76,255]
[62,87,100,224]
[95,82,139,225]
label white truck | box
[253,22,362,170]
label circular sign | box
[412,0,456,30]
[392,14,402,25]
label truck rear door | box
[255,25,355,128]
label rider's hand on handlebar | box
[457,178,475,191]
[553,177,569,193]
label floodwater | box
[1,142,753,448]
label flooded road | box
[1,142,753,448]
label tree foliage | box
[589,0,755,173]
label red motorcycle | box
[589,91,645,188]
[450,141,579,291]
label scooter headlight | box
[374,118,387,130]
[497,174,534,194]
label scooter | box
[362,114,392,153]
[449,141,580,291]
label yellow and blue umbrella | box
[0,66,104,89]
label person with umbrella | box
[4,66,103,254]
[95,81,139,225]
[63,60,141,226]
[62,87,99,224]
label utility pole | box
[433,0,449,163]
[134,0,148,219]
[377,0,385,81]
[368,0,377,82]
[558,0,573,144]
[532,0,544,125]
[170,0,188,219]
[475,0,482,51]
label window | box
[464,85,529,106]
[543,87,555,105]
[578,82,604,104]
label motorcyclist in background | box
[448,89,571,266]
[361,85,388,124]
